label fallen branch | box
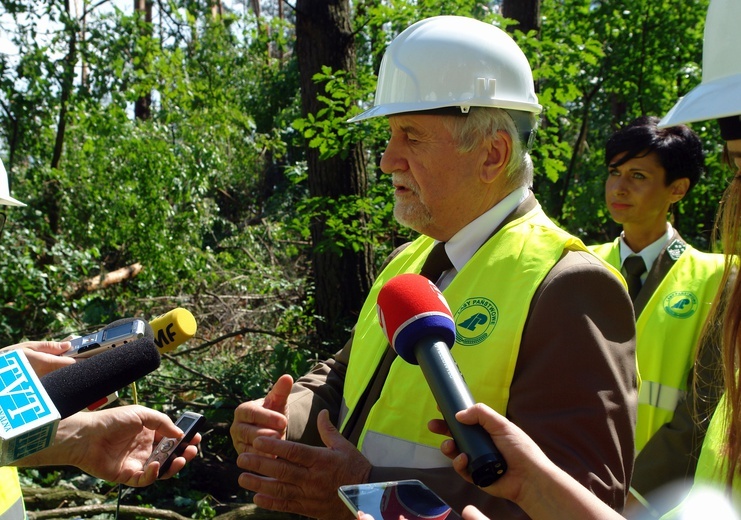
[65,262,143,298]
[27,503,190,520]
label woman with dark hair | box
[590,115,725,513]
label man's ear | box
[481,130,512,184]
[669,178,691,202]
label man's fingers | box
[238,472,325,519]
[316,409,351,451]
[237,464,307,500]
[264,374,294,412]
[250,436,318,468]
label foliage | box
[0,0,728,517]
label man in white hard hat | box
[0,160,201,520]
[231,16,637,519]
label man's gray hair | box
[443,107,534,191]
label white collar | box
[435,186,530,289]
[619,222,673,272]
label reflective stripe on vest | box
[342,205,619,469]
[0,467,25,520]
[637,380,684,412]
[362,430,450,469]
[591,239,725,452]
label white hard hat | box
[659,0,741,128]
[0,159,26,207]
[348,16,542,123]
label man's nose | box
[380,136,407,174]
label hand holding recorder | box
[16,405,202,487]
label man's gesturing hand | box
[231,374,293,456]
[236,409,372,520]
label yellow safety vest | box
[0,467,25,520]
[590,239,724,451]
[658,394,740,518]
[341,206,619,468]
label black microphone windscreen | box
[40,337,161,419]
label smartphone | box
[146,411,204,476]
[64,319,149,358]
[338,480,462,520]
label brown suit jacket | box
[285,194,638,519]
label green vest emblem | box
[663,291,698,319]
[455,297,498,346]
[666,239,687,261]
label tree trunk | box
[45,0,78,248]
[295,0,373,347]
[502,0,541,35]
[134,0,153,120]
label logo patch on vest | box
[663,291,698,319]
[666,240,686,261]
[454,298,498,346]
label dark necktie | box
[623,255,647,302]
[419,242,453,284]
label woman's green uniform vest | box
[0,467,24,520]
[340,206,621,468]
[590,239,724,452]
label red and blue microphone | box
[377,273,507,487]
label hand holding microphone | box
[0,341,75,376]
[0,337,161,464]
[376,273,507,487]
[63,307,197,359]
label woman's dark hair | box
[605,115,705,191]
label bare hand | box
[17,405,201,487]
[1,340,75,376]
[231,374,293,456]
[236,409,372,519]
[428,403,537,503]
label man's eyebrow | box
[398,123,420,134]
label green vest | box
[590,239,725,451]
[0,467,25,520]
[341,206,619,468]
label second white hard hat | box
[0,159,25,207]
[348,16,542,123]
[659,0,741,128]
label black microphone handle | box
[414,338,507,487]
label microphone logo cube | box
[0,350,60,463]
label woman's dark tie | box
[623,255,647,302]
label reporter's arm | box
[14,405,200,487]
[431,404,625,520]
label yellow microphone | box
[149,308,197,354]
